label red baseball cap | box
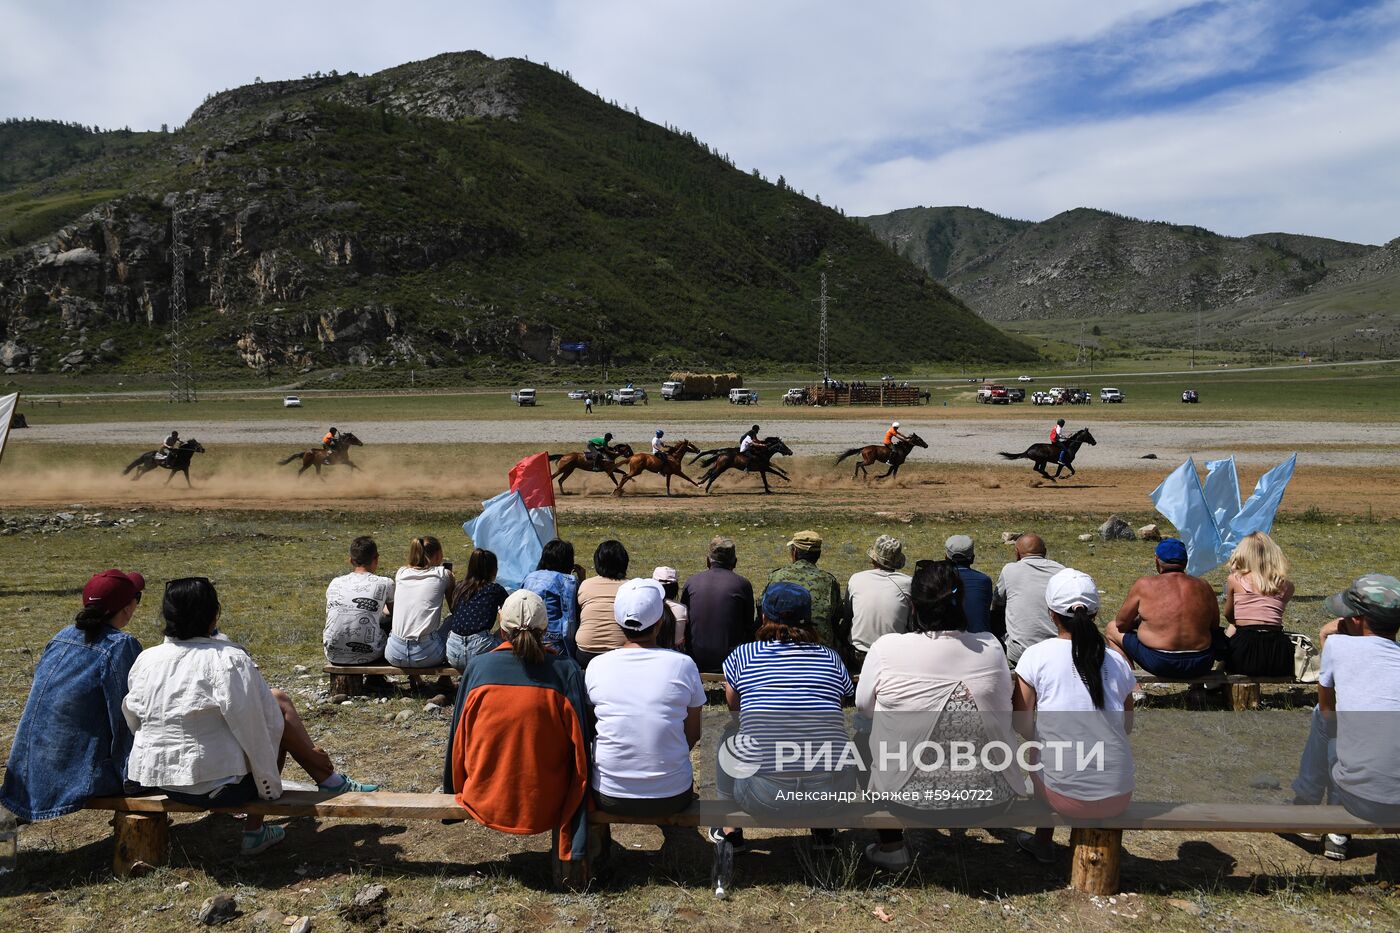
[82,569,146,614]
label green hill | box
[0,53,1034,380]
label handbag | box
[1288,632,1320,683]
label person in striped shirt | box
[710,582,857,853]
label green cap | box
[1325,573,1400,627]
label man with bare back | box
[1106,538,1226,678]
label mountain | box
[858,205,1394,349]
[0,53,1033,379]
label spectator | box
[992,533,1067,663]
[845,534,913,668]
[385,536,454,669]
[585,578,704,834]
[123,578,379,856]
[762,530,845,648]
[1222,532,1296,676]
[1,569,146,822]
[521,539,580,657]
[680,536,756,673]
[857,560,1025,870]
[323,536,393,666]
[1012,569,1136,863]
[575,540,630,669]
[652,566,688,650]
[443,589,591,870]
[1291,574,1400,861]
[946,534,994,635]
[1107,539,1224,678]
[712,582,856,855]
[445,548,509,671]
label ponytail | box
[407,535,442,570]
[510,628,546,664]
[1063,606,1107,710]
[73,605,117,643]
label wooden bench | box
[86,793,1392,895]
[323,665,457,696]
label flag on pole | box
[0,392,18,465]
[1231,454,1298,540]
[462,453,559,590]
[1149,454,1297,576]
[1149,458,1221,576]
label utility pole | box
[168,202,196,403]
[813,271,835,383]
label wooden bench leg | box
[1229,683,1261,711]
[1070,828,1121,895]
[330,673,365,696]
[550,827,591,890]
[113,811,169,877]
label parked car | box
[1018,375,1033,382]
[282,395,302,408]
[977,383,1009,404]
[616,387,638,405]
[1100,387,1125,403]
[1007,387,1026,402]
[1182,389,1200,403]
[511,388,537,406]
[567,389,589,400]
[1031,391,1055,405]
[728,388,759,405]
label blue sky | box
[3,0,1399,242]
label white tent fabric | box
[0,392,17,463]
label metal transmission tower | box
[813,272,834,382]
[168,203,196,403]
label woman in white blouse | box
[123,577,380,856]
[385,535,455,668]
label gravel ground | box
[20,417,1400,468]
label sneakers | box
[1324,834,1349,861]
[318,774,381,795]
[863,842,912,870]
[241,824,285,856]
[707,827,747,852]
[1016,830,1054,864]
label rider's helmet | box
[1056,419,1065,426]
[604,432,613,442]
[656,430,664,437]
[892,421,900,429]
[330,427,339,435]
[170,430,179,438]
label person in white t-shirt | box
[385,535,454,668]
[585,577,704,830]
[1012,568,1136,863]
[324,536,395,665]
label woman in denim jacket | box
[1,569,146,821]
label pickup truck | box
[1100,387,1125,403]
[977,383,1009,404]
[511,388,537,406]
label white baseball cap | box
[1045,568,1100,616]
[892,421,900,428]
[651,566,678,584]
[614,578,666,631]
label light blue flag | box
[463,490,544,591]
[1231,454,1298,541]
[1202,457,1242,538]
[1149,457,1223,576]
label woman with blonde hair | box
[385,535,454,668]
[1223,531,1296,676]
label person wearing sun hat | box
[845,534,914,669]
[1291,573,1400,861]
[651,566,688,650]
[443,588,592,871]
[585,579,705,823]
[1,569,147,821]
[762,530,845,648]
[1106,538,1225,679]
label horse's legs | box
[1034,460,1056,482]
[760,469,771,494]
[297,459,311,478]
[164,469,174,485]
[183,468,193,488]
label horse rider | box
[1050,418,1069,465]
[884,421,908,450]
[587,432,616,464]
[156,429,180,462]
[322,427,340,465]
[652,429,670,465]
[739,425,765,471]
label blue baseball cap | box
[1155,538,1188,564]
[761,582,812,625]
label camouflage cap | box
[1325,573,1400,627]
[787,530,823,552]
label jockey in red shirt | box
[1050,419,1068,463]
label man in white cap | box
[585,578,706,823]
[844,534,913,669]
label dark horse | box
[614,439,703,497]
[835,433,928,481]
[547,443,635,493]
[1000,427,1097,481]
[123,439,206,487]
[695,437,794,494]
[278,431,364,478]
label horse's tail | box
[122,454,148,475]
[277,451,304,466]
[835,447,863,464]
[999,450,1029,460]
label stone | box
[197,893,239,925]
[429,694,449,707]
[394,709,413,723]
[99,337,118,354]
[1140,453,1158,459]
[1098,516,1136,541]
[289,918,313,933]
[1077,533,1094,542]
[424,701,442,713]
[293,664,309,674]
[250,906,285,930]
[342,883,389,922]
[1000,531,1023,544]
[1137,524,1161,541]
[1166,898,1202,916]
[328,694,348,704]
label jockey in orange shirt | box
[884,421,907,449]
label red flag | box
[509,452,556,510]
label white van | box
[616,387,637,405]
[512,388,537,406]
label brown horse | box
[278,431,364,478]
[613,439,702,497]
[548,443,635,493]
[835,433,928,481]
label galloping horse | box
[696,437,794,494]
[835,433,928,481]
[548,443,635,493]
[999,427,1096,481]
[613,439,702,497]
[123,439,206,487]
[278,431,364,478]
